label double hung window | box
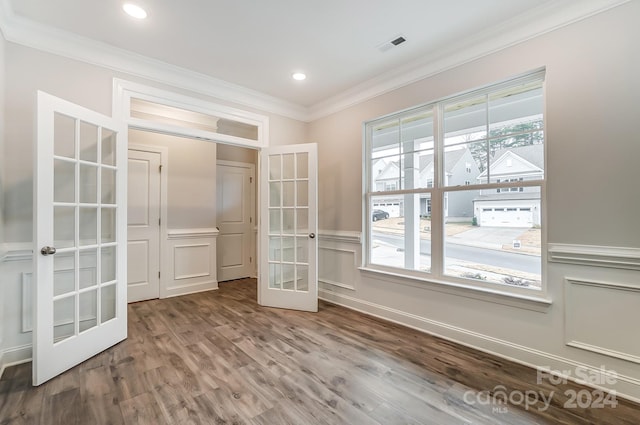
[364,70,545,294]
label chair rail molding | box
[548,243,640,270]
[318,230,361,244]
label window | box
[365,70,544,294]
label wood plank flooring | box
[1,278,638,424]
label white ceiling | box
[0,0,629,119]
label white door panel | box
[259,144,317,312]
[127,150,161,302]
[34,91,127,385]
[217,163,254,281]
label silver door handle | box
[309,233,315,239]
[41,246,57,256]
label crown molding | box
[0,0,631,123]
[307,0,631,121]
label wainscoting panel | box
[164,228,219,298]
[318,230,361,291]
[319,247,357,290]
[565,277,640,364]
[174,244,211,280]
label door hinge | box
[249,177,253,183]
[159,165,163,172]
[159,217,161,226]
[250,217,252,223]
[249,256,252,263]
[158,271,161,278]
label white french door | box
[34,91,127,385]
[259,144,318,312]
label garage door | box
[480,208,533,228]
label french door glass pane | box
[269,263,281,289]
[297,181,308,206]
[296,265,309,291]
[101,168,116,204]
[79,208,98,246]
[53,253,75,297]
[269,182,280,207]
[54,206,75,249]
[282,209,295,234]
[296,153,308,178]
[54,113,75,159]
[282,181,295,207]
[79,121,99,163]
[269,236,281,261]
[269,209,281,233]
[282,264,295,290]
[101,129,116,166]
[101,284,116,323]
[53,296,75,342]
[79,289,98,332]
[269,155,281,180]
[282,237,294,262]
[282,154,294,179]
[296,209,308,233]
[79,248,98,289]
[80,164,98,203]
[296,237,308,263]
[101,246,116,283]
[101,208,116,243]
[54,159,75,203]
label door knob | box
[309,233,315,239]
[41,246,57,256]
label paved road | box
[372,232,540,274]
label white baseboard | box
[319,288,640,404]
[0,344,32,378]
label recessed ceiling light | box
[292,72,307,81]
[123,3,147,19]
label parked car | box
[372,209,390,221]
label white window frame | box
[362,70,548,301]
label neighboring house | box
[372,148,481,219]
[473,144,543,228]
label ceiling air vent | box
[378,35,407,52]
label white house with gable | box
[473,144,543,227]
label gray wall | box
[129,130,217,229]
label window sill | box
[358,266,552,313]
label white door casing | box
[217,161,255,282]
[34,91,127,385]
[259,143,318,312]
[127,149,161,302]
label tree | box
[467,119,543,172]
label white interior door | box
[217,162,254,282]
[259,144,317,312]
[127,149,161,302]
[34,91,127,385]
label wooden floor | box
[1,279,638,424]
